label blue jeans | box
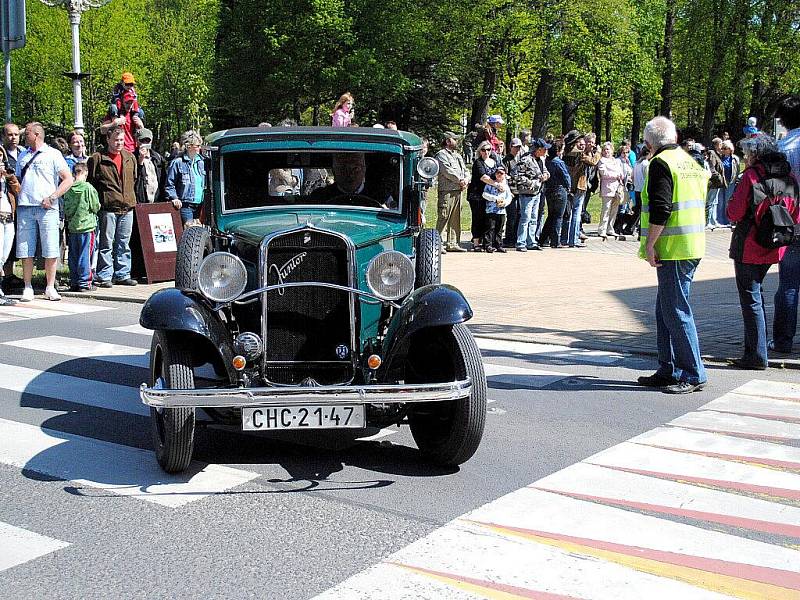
[706,188,721,227]
[567,191,585,246]
[97,210,133,282]
[68,231,95,288]
[773,242,800,352]
[179,202,202,224]
[734,261,771,366]
[717,182,735,226]
[654,259,707,385]
[516,193,541,248]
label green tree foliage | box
[8,0,218,150]
[4,0,797,148]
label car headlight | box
[197,252,248,303]
[366,251,415,300]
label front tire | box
[408,324,486,465]
[150,331,196,473]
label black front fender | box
[140,288,237,380]
[381,284,473,374]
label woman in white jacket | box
[596,142,625,240]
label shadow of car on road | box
[17,355,458,502]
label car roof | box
[205,126,422,149]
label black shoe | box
[516,246,527,252]
[636,373,678,388]
[730,358,768,371]
[528,245,543,251]
[496,246,507,253]
[768,341,791,354]
[485,246,496,253]
[113,278,138,286]
[96,280,113,288]
[663,381,706,394]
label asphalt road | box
[0,298,797,599]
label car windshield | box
[222,150,402,212]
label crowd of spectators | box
[0,86,798,364]
[0,71,209,303]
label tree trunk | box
[594,99,603,138]
[530,69,554,138]
[562,99,578,134]
[312,104,320,126]
[659,3,675,117]
[631,86,642,143]
[470,68,497,128]
[604,98,612,142]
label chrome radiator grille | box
[261,228,356,385]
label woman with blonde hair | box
[331,93,354,127]
[718,139,740,226]
[596,141,625,240]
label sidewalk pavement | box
[55,227,800,370]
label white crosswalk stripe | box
[0,362,149,416]
[0,299,110,323]
[0,522,70,573]
[3,336,149,368]
[315,379,800,599]
[475,335,625,365]
[108,324,152,336]
[0,418,260,508]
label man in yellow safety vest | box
[637,116,709,394]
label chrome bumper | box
[140,379,472,409]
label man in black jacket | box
[134,128,166,203]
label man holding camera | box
[134,128,166,203]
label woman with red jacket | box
[727,134,800,369]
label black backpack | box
[753,171,798,250]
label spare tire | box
[175,226,212,291]
[416,228,441,287]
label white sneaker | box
[21,286,34,302]
[44,286,61,301]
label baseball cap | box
[136,128,153,141]
[510,137,522,147]
[487,115,504,125]
[443,131,459,140]
[121,72,136,84]
[531,138,551,150]
[494,164,506,173]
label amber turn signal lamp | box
[367,354,382,370]
[232,355,247,371]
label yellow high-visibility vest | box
[639,147,708,260]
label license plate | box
[241,405,365,431]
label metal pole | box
[69,10,83,131]
[4,50,10,122]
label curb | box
[55,290,800,372]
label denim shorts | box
[16,205,60,258]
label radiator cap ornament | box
[335,344,349,359]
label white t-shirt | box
[15,146,69,208]
[633,158,649,192]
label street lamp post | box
[39,0,111,131]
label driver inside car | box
[311,153,392,207]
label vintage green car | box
[139,127,486,473]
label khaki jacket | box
[435,148,468,193]
[88,150,137,214]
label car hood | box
[225,210,405,248]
